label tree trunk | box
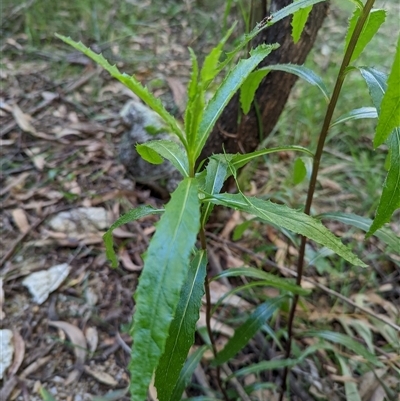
[200,0,329,159]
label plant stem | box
[201,227,230,400]
[279,0,376,399]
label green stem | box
[280,0,376,398]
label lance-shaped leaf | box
[374,36,400,148]
[291,1,312,44]
[203,193,366,266]
[212,267,310,296]
[136,140,189,177]
[56,34,187,147]
[194,44,279,162]
[241,64,329,114]
[200,155,231,227]
[344,8,386,63]
[129,178,200,401]
[230,145,313,170]
[319,212,400,252]
[212,297,283,366]
[359,67,387,111]
[367,129,400,237]
[155,250,207,401]
[330,107,377,127]
[170,345,208,401]
[103,205,164,268]
[301,331,381,365]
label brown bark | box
[200,0,329,159]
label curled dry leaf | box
[0,329,14,380]
[8,329,25,376]
[119,248,142,272]
[11,208,30,234]
[84,365,118,387]
[22,263,71,304]
[48,321,87,365]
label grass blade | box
[319,211,400,251]
[155,251,207,401]
[213,297,283,366]
[129,178,200,401]
[212,267,310,296]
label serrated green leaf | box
[291,1,312,44]
[331,107,378,127]
[129,178,200,401]
[319,211,400,251]
[375,36,400,147]
[367,129,400,236]
[213,297,283,366]
[224,0,326,65]
[345,9,386,63]
[212,267,310,296]
[293,157,307,184]
[155,250,207,401]
[136,140,189,177]
[39,388,57,401]
[358,67,387,112]
[200,24,236,86]
[170,345,209,401]
[203,193,366,266]
[337,356,362,401]
[56,34,187,147]
[103,206,164,268]
[195,44,279,162]
[240,70,268,114]
[230,145,313,171]
[302,330,380,365]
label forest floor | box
[1,1,399,400]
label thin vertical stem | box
[279,0,376,399]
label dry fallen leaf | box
[11,208,30,234]
[0,329,14,380]
[119,248,142,272]
[85,327,98,354]
[197,310,234,338]
[48,321,87,365]
[8,330,25,376]
[22,263,71,304]
[84,365,118,387]
[12,103,36,135]
[206,281,252,310]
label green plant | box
[56,0,399,399]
